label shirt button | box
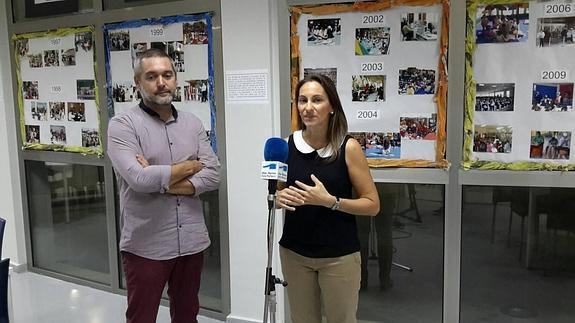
[179,225,182,228]
[170,142,173,145]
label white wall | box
[220,0,285,322]
[0,0,27,266]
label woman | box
[275,74,380,323]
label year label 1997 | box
[543,3,572,15]
[362,14,385,24]
[360,62,384,72]
[541,70,569,81]
[356,110,380,120]
[150,27,164,38]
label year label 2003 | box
[360,62,384,72]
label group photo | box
[112,82,138,103]
[25,125,40,144]
[307,18,341,46]
[28,53,42,68]
[183,20,208,45]
[68,102,86,122]
[351,132,401,159]
[81,128,100,148]
[75,31,93,52]
[31,102,47,121]
[22,81,39,100]
[532,83,573,112]
[475,3,529,43]
[398,67,435,95]
[49,101,66,121]
[475,83,515,111]
[43,50,59,67]
[50,125,67,145]
[355,27,390,55]
[61,48,76,66]
[530,130,571,160]
[536,16,575,47]
[473,125,512,153]
[303,67,337,86]
[109,30,130,51]
[183,79,209,102]
[352,75,385,102]
[77,80,96,100]
[399,115,437,140]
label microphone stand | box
[263,182,287,323]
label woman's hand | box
[276,186,305,211]
[292,174,335,208]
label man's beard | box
[139,87,174,106]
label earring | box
[330,111,334,115]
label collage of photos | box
[183,20,208,45]
[398,67,435,95]
[399,114,437,140]
[351,132,401,159]
[475,83,515,111]
[532,83,573,112]
[401,12,439,41]
[355,27,390,55]
[536,16,575,48]
[352,75,385,102]
[308,18,341,46]
[303,67,337,86]
[530,130,571,160]
[475,3,529,43]
[473,125,512,153]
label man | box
[107,48,220,323]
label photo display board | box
[465,0,575,170]
[13,26,102,155]
[290,0,449,168]
[103,13,217,151]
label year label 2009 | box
[541,70,569,81]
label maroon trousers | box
[122,251,204,323]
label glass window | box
[25,161,109,284]
[103,0,181,11]
[11,0,93,22]
[461,186,575,322]
[357,183,444,322]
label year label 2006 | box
[356,110,380,120]
[362,14,385,24]
[544,3,572,15]
[541,70,569,81]
[360,62,384,72]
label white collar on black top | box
[293,130,340,158]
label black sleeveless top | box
[278,134,360,258]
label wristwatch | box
[330,196,341,211]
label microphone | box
[261,137,288,199]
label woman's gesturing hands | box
[276,174,335,211]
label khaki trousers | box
[280,246,361,323]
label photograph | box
[184,80,209,102]
[183,20,208,45]
[43,50,59,67]
[532,83,573,111]
[81,128,100,148]
[28,53,43,68]
[475,83,515,111]
[350,132,401,159]
[473,125,512,153]
[303,68,337,86]
[25,125,40,144]
[150,42,167,52]
[399,67,435,95]
[400,114,437,140]
[475,3,529,43]
[173,87,182,102]
[307,18,341,46]
[355,27,390,55]
[67,102,86,122]
[168,41,185,72]
[536,16,575,47]
[16,39,29,56]
[77,79,96,100]
[50,125,66,145]
[401,12,439,41]
[113,82,138,103]
[131,42,147,68]
[75,31,93,52]
[61,48,76,66]
[31,102,48,121]
[23,81,39,100]
[49,102,66,121]
[352,75,385,102]
[530,130,571,159]
[109,30,130,51]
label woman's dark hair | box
[294,74,348,162]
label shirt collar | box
[138,101,178,120]
[293,130,335,158]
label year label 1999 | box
[49,38,61,46]
[150,27,164,38]
[356,110,380,120]
[541,70,569,81]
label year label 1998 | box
[356,110,380,120]
[51,85,62,94]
